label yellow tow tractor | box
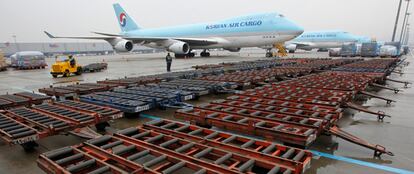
[51,55,83,78]
[265,43,288,58]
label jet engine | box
[285,44,297,52]
[113,39,133,52]
[168,41,190,54]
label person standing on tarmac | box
[69,55,76,67]
[166,53,173,72]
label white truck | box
[379,45,398,58]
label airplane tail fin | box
[113,3,141,32]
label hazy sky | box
[0,0,412,43]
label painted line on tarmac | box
[311,150,414,174]
[0,84,33,93]
[140,113,161,120]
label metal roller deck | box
[0,101,123,150]
[97,76,162,87]
[39,138,218,174]
[129,86,196,101]
[14,92,51,105]
[276,72,383,92]
[156,79,238,95]
[143,119,312,173]
[80,93,152,113]
[195,103,327,130]
[0,98,14,109]
[6,107,71,133]
[52,100,124,121]
[257,85,355,101]
[33,104,96,126]
[0,92,53,109]
[198,74,262,87]
[42,86,92,96]
[333,58,398,74]
[0,112,39,145]
[65,83,116,93]
[113,128,297,173]
[38,83,117,99]
[197,67,314,87]
[210,99,339,124]
[38,87,76,98]
[175,107,318,147]
[113,88,179,103]
[152,83,211,97]
[38,146,138,174]
[95,91,162,104]
[226,95,343,117]
[80,85,196,113]
[0,94,30,108]
[237,89,343,107]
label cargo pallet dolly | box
[0,100,122,151]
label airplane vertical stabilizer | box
[113,3,141,32]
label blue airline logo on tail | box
[119,13,127,27]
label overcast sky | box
[0,0,412,43]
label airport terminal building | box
[0,42,159,57]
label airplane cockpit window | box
[279,14,285,18]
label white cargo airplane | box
[45,3,304,58]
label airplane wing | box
[45,31,218,46]
[44,31,113,40]
[121,36,218,46]
[176,38,218,46]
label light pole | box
[401,14,411,44]
[404,24,410,45]
[392,0,404,41]
[12,35,20,52]
[399,0,411,42]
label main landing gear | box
[265,49,273,58]
[200,50,210,57]
[173,50,210,58]
[175,52,195,58]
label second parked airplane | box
[284,30,360,53]
[45,3,304,58]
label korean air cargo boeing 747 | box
[44,3,304,58]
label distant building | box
[0,42,161,57]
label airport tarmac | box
[0,51,413,174]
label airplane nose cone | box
[282,18,304,38]
[291,22,304,36]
